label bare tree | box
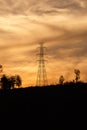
[59,75,65,85]
[74,69,80,83]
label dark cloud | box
[0,0,87,15]
[46,0,87,13]
[44,26,87,63]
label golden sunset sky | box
[0,0,87,87]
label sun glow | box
[0,0,87,87]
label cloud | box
[0,0,87,86]
[0,0,87,16]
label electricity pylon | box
[36,42,48,87]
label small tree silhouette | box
[9,76,16,89]
[15,75,22,88]
[59,75,65,85]
[9,75,22,88]
[74,69,80,83]
[1,74,9,89]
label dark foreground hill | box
[0,82,87,129]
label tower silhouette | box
[36,42,48,87]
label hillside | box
[0,83,87,128]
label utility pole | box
[36,42,48,87]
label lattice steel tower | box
[36,42,48,87]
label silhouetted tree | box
[15,75,22,88]
[74,69,80,83]
[1,74,9,89]
[9,76,16,89]
[1,74,22,89]
[59,75,65,85]
[8,75,22,88]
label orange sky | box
[0,0,87,87]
